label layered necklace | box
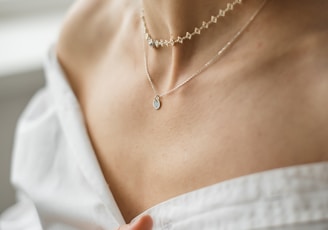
[142,0,243,49]
[142,0,268,110]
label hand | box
[118,215,153,230]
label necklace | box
[141,0,243,49]
[143,0,268,110]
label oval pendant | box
[153,95,161,110]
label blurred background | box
[0,0,74,214]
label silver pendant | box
[153,95,161,110]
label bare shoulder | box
[56,0,138,75]
[298,31,328,161]
[264,6,328,162]
[55,0,140,99]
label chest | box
[75,62,326,222]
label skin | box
[57,0,328,226]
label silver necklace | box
[143,0,268,110]
[141,0,243,49]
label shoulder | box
[55,0,140,97]
[264,23,328,160]
[56,0,139,75]
[296,32,328,161]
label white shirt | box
[1,47,328,230]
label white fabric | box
[1,47,328,230]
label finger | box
[129,215,153,230]
[117,224,129,230]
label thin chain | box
[141,0,243,48]
[143,0,268,101]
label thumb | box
[129,215,153,230]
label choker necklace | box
[141,0,243,49]
[143,0,268,110]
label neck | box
[141,0,266,90]
[139,0,328,95]
[141,0,266,43]
[142,0,236,40]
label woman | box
[1,0,328,229]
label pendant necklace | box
[142,0,268,110]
